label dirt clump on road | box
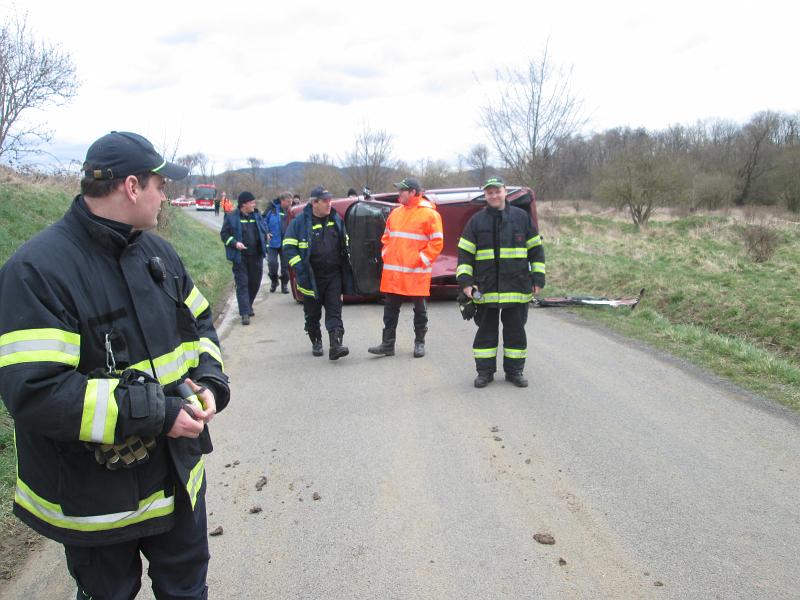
[209,525,224,536]
[255,475,268,491]
[533,533,556,545]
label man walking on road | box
[456,176,545,388]
[0,131,230,599]
[265,192,292,293]
[283,186,354,360]
[368,177,443,358]
[220,191,267,325]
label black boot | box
[413,327,427,358]
[474,372,494,388]
[280,280,289,294]
[505,372,529,388]
[308,331,323,357]
[368,328,395,356]
[329,329,349,360]
[269,280,278,293]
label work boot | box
[281,283,289,294]
[308,331,323,357]
[241,314,250,326]
[249,309,255,317]
[413,327,427,358]
[328,329,349,360]
[505,372,529,388]
[269,281,278,293]
[368,328,395,356]
[474,372,494,388]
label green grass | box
[542,212,800,410]
[0,180,230,533]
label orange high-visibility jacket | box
[379,195,444,297]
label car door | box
[344,200,395,296]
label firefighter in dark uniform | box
[220,191,267,325]
[283,186,354,360]
[0,131,230,599]
[456,176,545,388]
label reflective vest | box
[0,197,229,546]
[456,203,545,305]
[379,195,444,297]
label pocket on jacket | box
[58,452,139,516]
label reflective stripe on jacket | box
[379,196,444,297]
[0,197,229,546]
[456,203,545,305]
[220,209,267,263]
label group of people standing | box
[220,175,546,389]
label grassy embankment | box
[0,178,229,568]
[539,206,800,411]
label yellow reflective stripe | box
[456,264,473,277]
[473,347,497,358]
[225,236,235,246]
[288,255,301,267]
[0,328,80,368]
[199,337,224,370]
[184,286,209,318]
[312,224,322,230]
[240,219,256,223]
[458,237,476,254]
[474,292,532,304]
[503,347,528,359]
[15,479,174,532]
[283,238,298,246]
[79,378,119,444]
[327,221,334,227]
[187,458,205,509]
[526,235,542,249]
[475,249,495,261]
[498,248,528,259]
[296,284,315,297]
[298,241,309,249]
[531,262,546,274]
[129,342,201,386]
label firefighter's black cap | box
[394,177,422,192]
[83,132,188,181]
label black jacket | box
[0,197,229,546]
[456,203,545,305]
[220,208,267,263]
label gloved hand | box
[175,382,206,418]
[90,436,157,470]
[457,291,477,321]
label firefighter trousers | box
[473,303,528,375]
[267,247,289,284]
[64,490,209,600]
[303,272,343,334]
[232,253,263,316]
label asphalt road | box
[2,210,798,599]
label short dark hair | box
[80,171,155,198]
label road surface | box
[2,209,798,599]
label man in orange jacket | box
[368,177,444,357]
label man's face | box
[240,200,256,215]
[397,189,413,205]
[132,174,167,230]
[312,198,332,217]
[280,197,292,211]
[485,185,506,209]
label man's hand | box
[533,285,542,295]
[235,241,247,250]
[183,378,216,423]
[463,286,473,299]
[267,233,273,242]
[167,409,204,439]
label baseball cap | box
[83,131,189,181]
[393,177,422,191]
[481,176,505,190]
[310,186,333,201]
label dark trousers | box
[382,293,428,332]
[232,254,263,316]
[64,491,209,600]
[303,273,343,335]
[473,303,528,375]
[267,247,288,284]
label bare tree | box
[196,153,209,183]
[464,143,491,185]
[0,13,79,163]
[478,43,585,197]
[177,153,202,196]
[342,123,395,192]
[733,112,779,206]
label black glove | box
[457,291,477,321]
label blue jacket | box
[264,199,287,249]
[283,203,354,299]
[220,209,267,264]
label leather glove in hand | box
[90,436,157,470]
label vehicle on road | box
[287,186,538,302]
[170,196,194,207]
[194,184,217,211]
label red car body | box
[287,186,537,302]
[194,184,217,211]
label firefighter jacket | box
[456,203,545,305]
[264,199,287,249]
[0,197,230,547]
[282,203,354,299]
[379,195,444,297]
[220,208,267,263]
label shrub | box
[742,224,780,262]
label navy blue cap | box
[83,131,188,181]
[310,186,333,201]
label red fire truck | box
[193,184,217,211]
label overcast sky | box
[8,0,800,173]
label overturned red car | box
[287,186,538,301]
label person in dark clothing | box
[264,192,292,293]
[220,191,267,325]
[283,186,354,360]
[456,176,545,388]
